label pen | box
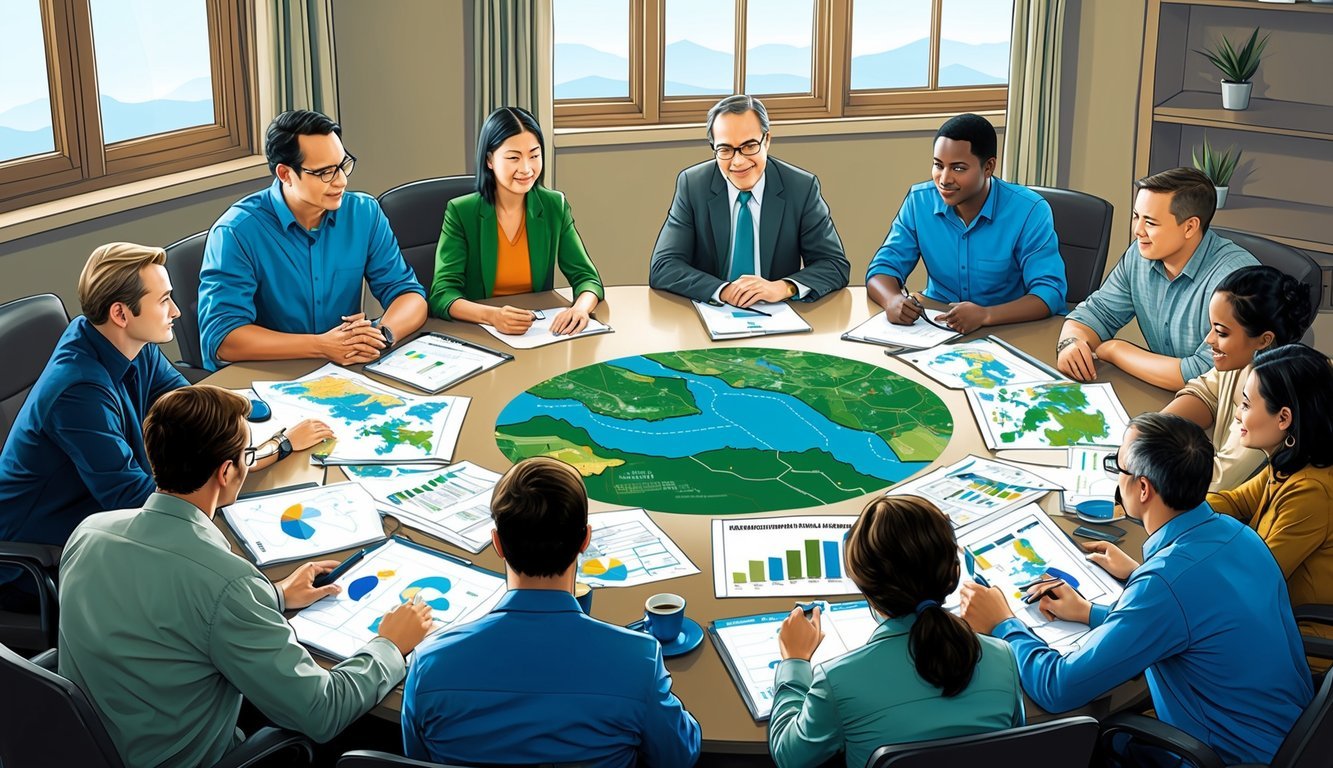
[429,332,514,361]
[531,309,546,321]
[313,547,370,588]
[795,601,826,617]
[1022,580,1065,604]
[899,288,955,333]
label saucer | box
[625,616,705,657]
[1074,499,1125,524]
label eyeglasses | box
[712,135,766,161]
[299,153,356,183]
[242,447,258,467]
[1102,451,1132,478]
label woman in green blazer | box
[430,106,604,335]
[769,496,1024,768]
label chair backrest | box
[0,643,124,767]
[1272,669,1333,768]
[1029,186,1114,306]
[1211,227,1324,323]
[867,716,1100,768]
[164,231,209,372]
[0,293,70,448]
[378,175,476,291]
[337,749,587,768]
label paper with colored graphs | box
[220,482,386,567]
[364,333,510,393]
[886,454,1061,531]
[360,461,502,554]
[479,307,613,349]
[711,516,861,598]
[577,508,700,588]
[691,300,812,340]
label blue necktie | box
[729,190,754,282]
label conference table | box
[204,285,1172,755]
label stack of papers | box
[479,307,613,349]
[692,300,812,340]
[886,455,1061,530]
[360,461,502,553]
[221,483,386,567]
[364,333,511,393]
[841,310,960,349]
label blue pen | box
[795,601,826,617]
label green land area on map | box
[986,382,1109,446]
[528,361,700,420]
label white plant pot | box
[1215,185,1229,209]
[1221,81,1252,110]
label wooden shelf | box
[1154,91,1333,141]
[1162,0,1333,14]
[1212,195,1333,253]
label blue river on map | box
[496,355,929,482]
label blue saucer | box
[625,616,705,657]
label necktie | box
[729,190,754,282]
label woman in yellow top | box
[429,106,603,335]
[1164,266,1315,491]
[1208,343,1333,633]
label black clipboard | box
[364,331,513,394]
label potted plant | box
[1192,134,1241,209]
[1196,27,1270,110]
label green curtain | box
[270,0,339,117]
[474,0,556,184]
[1003,0,1065,186]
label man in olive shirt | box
[58,385,434,768]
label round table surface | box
[203,285,1173,753]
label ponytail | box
[908,602,981,697]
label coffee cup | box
[643,592,686,643]
[574,581,593,614]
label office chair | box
[1029,186,1114,306]
[338,751,589,768]
[164,230,211,382]
[866,716,1099,767]
[0,643,314,768]
[1212,228,1323,344]
[377,175,475,291]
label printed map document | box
[221,482,385,567]
[966,380,1131,451]
[899,336,1061,390]
[692,300,812,340]
[479,307,613,349]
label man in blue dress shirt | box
[1057,167,1257,390]
[197,110,427,371]
[866,113,1067,334]
[402,457,702,768]
[960,413,1313,766]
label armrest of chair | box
[0,541,62,570]
[1294,604,1333,627]
[1098,712,1226,768]
[336,750,453,768]
[211,727,313,768]
[29,648,57,670]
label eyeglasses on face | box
[299,153,356,183]
[1102,451,1132,478]
[242,447,258,467]
[711,135,766,161]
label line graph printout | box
[712,516,860,598]
[361,461,501,553]
[886,455,1061,531]
[579,508,700,588]
[221,482,385,567]
[290,538,506,661]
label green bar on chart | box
[804,539,822,579]
[786,550,803,580]
[749,560,765,582]
[732,572,747,584]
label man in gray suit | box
[649,95,850,307]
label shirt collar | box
[141,492,234,553]
[491,588,583,614]
[930,177,999,225]
[1142,502,1216,561]
[266,178,338,235]
[1151,229,1218,281]
[726,172,765,210]
[75,316,137,383]
[868,613,916,641]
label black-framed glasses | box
[712,135,766,161]
[299,153,356,183]
[242,447,258,467]
[1102,451,1132,478]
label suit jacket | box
[428,186,604,319]
[649,157,850,301]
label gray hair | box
[1122,413,1213,512]
[706,95,770,145]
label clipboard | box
[364,332,513,394]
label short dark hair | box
[705,94,770,145]
[491,457,588,578]
[474,106,546,206]
[1214,265,1315,348]
[1133,167,1217,234]
[935,113,997,163]
[265,110,342,176]
[143,386,250,494]
[1124,413,1214,512]
[845,495,980,698]
[1251,344,1333,477]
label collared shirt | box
[402,589,701,768]
[0,317,185,550]
[867,178,1067,316]
[714,173,810,301]
[1177,364,1266,491]
[992,504,1312,765]
[1066,230,1257,381]
[770,614,1023,768]
[197,179,425,370]
[58,493,405,768]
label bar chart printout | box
[711,516,861,598]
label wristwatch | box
[374,318,396,355]
[1056,337,1079,354]
[270,429,293,461]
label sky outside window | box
[553,0,629,100]
[745,0,814,95]
[0,1,56,162]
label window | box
[553,0,1012,129]
[0,0,253,213]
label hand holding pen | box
[1021,577,1093,625]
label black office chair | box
[1212,227,1323,344]
[0,643,314,768]
[164,230,211,382]
[339,752,472,767]
[1030,186,1114,306]
[866,716,1099,767]
[1098,608,1333,768]
[377,175,475,291]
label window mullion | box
[735,0,747,96]
[66,0,105,178]
[928,0,942,91]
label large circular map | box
[494,348,953,514]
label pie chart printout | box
[280,503,320,540]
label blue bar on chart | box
[768,557,784,581]
[823,541,841,579]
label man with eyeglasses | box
[650,95,849,307]
[959,413,1312,766]
[197,110,427,371]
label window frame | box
[553,0,1009,129]
[0,0,255,213]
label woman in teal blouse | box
[769,496,1024,768]
[429,106,603,336]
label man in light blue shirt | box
[403,457,701,768]
[197,110,426,371]
[960,413,1313,766]
[1058,167,1257,390]
[867,113,1066,334]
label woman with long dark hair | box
[768,496,1023,768]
